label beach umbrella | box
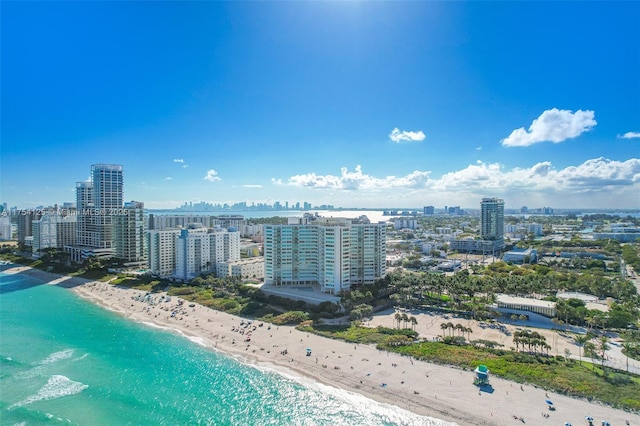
[545,399,553,405]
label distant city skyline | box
[2,2,639,209]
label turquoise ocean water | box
[0,267,450,426]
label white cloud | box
[203,169,221,182]
[475,146,482,151]
[501,108,596,147]
[173,158,185,163]
[389,127,426,143]
[279,158,640,200]
[618,131,640,139]
[286,165,430,190]
[165,177,172,180]
[241,184,263,188]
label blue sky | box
[2,1,639,210]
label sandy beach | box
[5,265,640,426]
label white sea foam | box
[185,335,209,347]
[39,349,74,365]
[72,353,89,362]
[9,375,88,409]
[141,321,212,348]
[16,349,76,379]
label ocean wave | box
[38,349,74,365]
[14,349,77,380]
[141,320,176,332]
[141,321,213,349]
[185,335,210,347]
[72,353,89,362]
[9,375,89,409]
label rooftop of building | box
[496,294,555,309]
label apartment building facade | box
[264,217,386,294]
[174,227,241,280]
[113,201,146,267]
[147,229,181,277]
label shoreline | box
[3,265,639,426]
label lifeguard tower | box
[474,365,490,386]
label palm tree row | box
[513,329,551,354]
[394,312,418,330]
[439,322,473,340]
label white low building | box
[217,257,264,280]
[496,294,555,317]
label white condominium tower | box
[31,210,77,256]
[147,228,181,277]
[480,197,505,241]
[174,227,241,280]
[264,217,386,294]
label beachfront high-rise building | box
[32,210,77,256]
[67,164,125,261]
[263,217,386,294]
[32,214,57,254]
[89,164,124,249]
[173,227,241,280]
[147,229,181,277]
[75,181,94,247]
[480,197,504,241]
[175,227,210,280]
[113,201,146,267]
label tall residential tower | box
[68,164,125,261]
[480,197,505,241]
[263,216,386,294]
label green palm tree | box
[622,341,633,373]
[395,313,402,329]
[409,316,418,331]
[446,321,455,336]
[584,341,597,370]
[574,334,589,364]
[598,336,610,369]
[440,322,448,338]
[454,323,463,336]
